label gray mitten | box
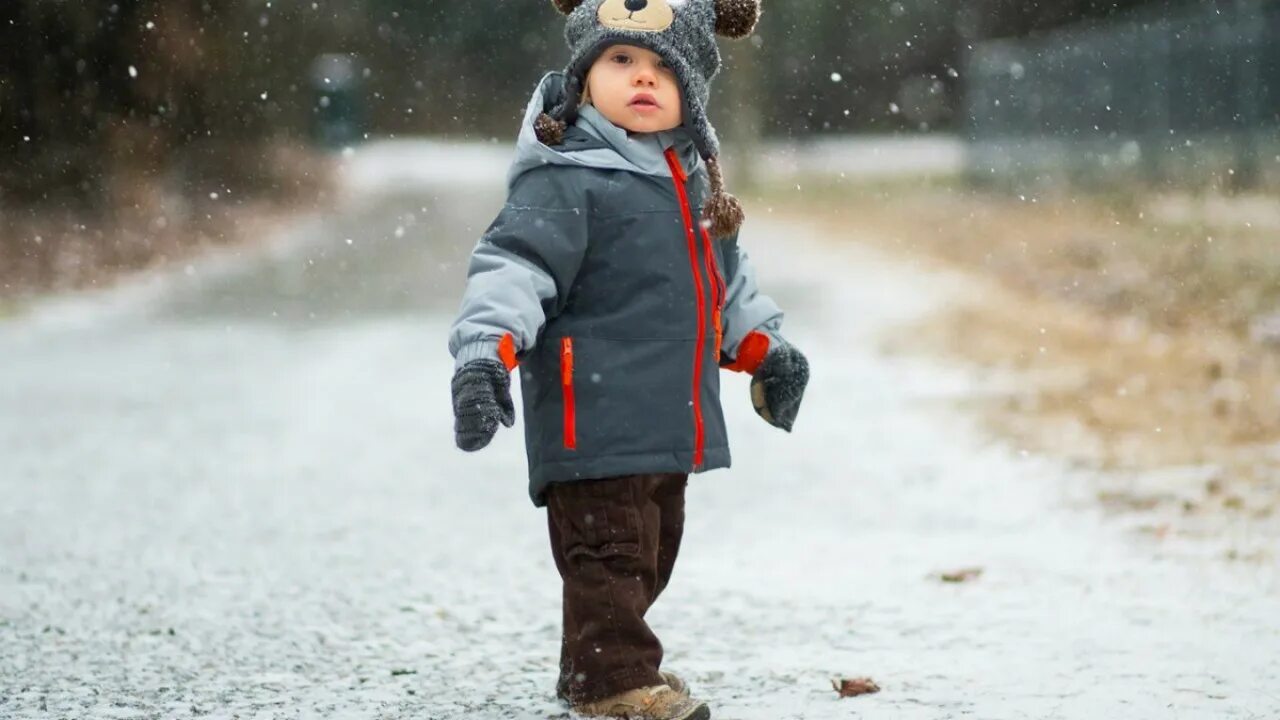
[451,359,516,451]
[750,343,809,432]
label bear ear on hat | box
[714,0,761,38]
[551,0,585,15]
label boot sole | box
[568,702,710,720]
[680,703,711,720]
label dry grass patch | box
[759,176,1280,532]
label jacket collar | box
[507,71,703,192]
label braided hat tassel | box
[701,155,744,240]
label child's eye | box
[612,53,631,64]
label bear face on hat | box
[593,0,758,39]
[552,0,760,38]
[595,0,676,32]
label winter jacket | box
[448,71,785,507]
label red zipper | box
[664,147,710,468]
[561,337,576,450]
[699,223,726,361]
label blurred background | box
[3,1,1279,717]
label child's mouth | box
[629,94,660,111]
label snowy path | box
[2,141,1277,720]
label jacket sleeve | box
[448,166,590,371]
[718,231,786,374]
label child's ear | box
[714,0,761,38]
[551,0,586,15]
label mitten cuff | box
[454,332,519,373]
[723,329,784,374]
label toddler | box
[448,1,808,717]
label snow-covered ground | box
[1,141,1277,720]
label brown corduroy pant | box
[546,472,688,704]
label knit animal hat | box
[535,0,762,240]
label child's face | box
[584,44,683,134]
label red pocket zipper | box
[560,337,576,450]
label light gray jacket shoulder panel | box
[447,162,593,369]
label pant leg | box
[651,473,688,604]
[547,473,670,704]
[548,509,578,701]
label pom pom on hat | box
[550,0,584,15]
[714,0,761,38]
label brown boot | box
[660,671,690,698]
[557,671,689,705]
[572,684,710,720]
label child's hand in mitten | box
[451,359,516,451]
[749,342,809,432]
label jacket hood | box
[507,71,704,192]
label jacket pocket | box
[553,336,695,459]
[560,336,577,450]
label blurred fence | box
[964,0,1280,192]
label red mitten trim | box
[724,330,771,374]
[498,332,519,372]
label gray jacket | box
[448,72,784,506]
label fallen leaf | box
[832,677,880,698]
[938,567,983,583]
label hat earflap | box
[702,155,744,240]
[714,0,761,38]
[535,72,584,146]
